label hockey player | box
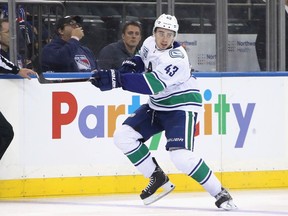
[90,14,237,210]
[0,54,36,160]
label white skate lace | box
[144,177,155,192]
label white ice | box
[0,189,287,216]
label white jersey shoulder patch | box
[169,49,185,59]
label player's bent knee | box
[169,149,201,174]
[113,124,143,153]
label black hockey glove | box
[90,69,122,91]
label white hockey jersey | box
[138,36,203,112]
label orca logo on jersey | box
[169,49,184,59]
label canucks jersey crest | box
[169,49,184,59]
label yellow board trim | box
[0,170,287,198]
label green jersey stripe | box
[150,91,202,107]
[144,73,165,94]
[186,112,193,150]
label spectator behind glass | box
[0,18,25,68]
[255,0,288,71]
[0,19,10,59]
[97,21,142,69]
[41,16,97,72]
[1,5,35,67]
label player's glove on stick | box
[118,56,145,74]
[90,69,122,91]
[119,60,137,73]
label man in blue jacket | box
[41,16,97,72]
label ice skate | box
[140,157,175,205]
[215,187,238,211]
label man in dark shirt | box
[97,21,142,69]
[41,16,97,72]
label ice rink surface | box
[1,189,287,216]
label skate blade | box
[143,181,175,205]
[220,200,238,211]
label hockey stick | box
[36,72,92,84]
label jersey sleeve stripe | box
[144,72,166,94]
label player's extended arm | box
[90,69,166,95]
[1,54,37,79]
[0,54,20,74]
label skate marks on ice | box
[0,189,287,216]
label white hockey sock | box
[134,153,156,178]
[124,142,156,178]
[201,173,222,197]
[114,124,156,178]
[169,149,221,197]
